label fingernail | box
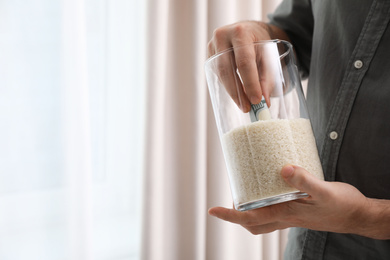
[282,165,294,178]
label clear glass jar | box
[205,40,324,211]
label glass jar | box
[205,40,324,211]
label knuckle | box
[232,23,249,37]
[236,57,253,70]
[213,26,228,41]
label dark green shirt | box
[269,0,390,259]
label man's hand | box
[209,165,390,239]
[207,21,291,112]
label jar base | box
[235,191,309,211]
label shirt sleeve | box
[268,0,314,78]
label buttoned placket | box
[326,59,363,143]
[302,1,390,260]
[319,1,390,183]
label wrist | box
[357,198,390,240]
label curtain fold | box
[60,0,93,259]
[141,0,208,259]
[141,0,287,259]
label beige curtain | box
[141,0,286,259]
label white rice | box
[221,118,324,204]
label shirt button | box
[354,60,363,69]
[329,131,338,140]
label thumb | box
[281,165,325,197]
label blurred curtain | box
[141,0,288,260]
[0,0,144,259]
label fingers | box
[208,207,247,225]
[231,42,262,105]
[281,165,327,199]
[207,22,274,112]
[208,206,289,235]
[208,205,277,226]
[207,25,228,58]
[212,44,270,112]
[208,26,252,112]
[243,222,290,235]
[257,43,280,107]
[215,52,252,112]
